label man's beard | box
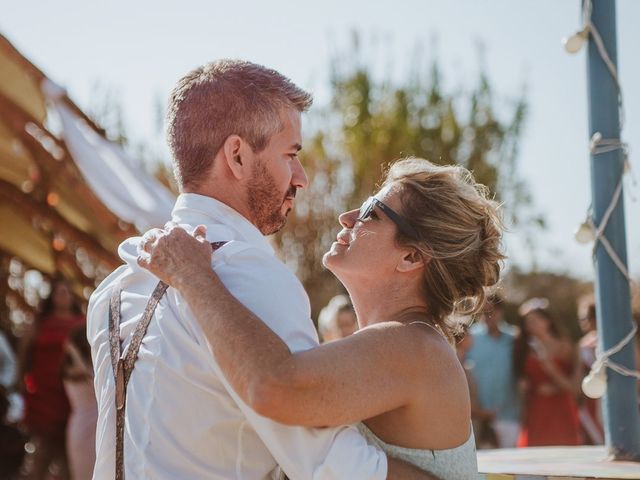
[247,160,296,235]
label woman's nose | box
[339,209,359,229]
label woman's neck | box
[53,308,74,318]
[535,330,553,342]
[345,277,428,328]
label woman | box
[62,325,98,480]
[577,302,604,445]
[17,278,85,480]
[514,299,582,447]
[140,158,504,478]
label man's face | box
[247,109,307,235]
[336,310,358,338]
[482,304,502,329]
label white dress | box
[357,423,479,479]
[63,341,98,480]
[64,378,98,480]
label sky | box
[2,0,640,279]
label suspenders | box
[107,241,226,480]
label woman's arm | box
[139,227,426,427]
[15,326,36,390]
[539,343,582,395]
[61,342,93,381]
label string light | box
[566,0,640,398]
[563,26,589,54]
[582,363,607,399]
[574,220,594,244]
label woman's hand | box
[137,224,213,290]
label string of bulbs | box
[565,0,640,400]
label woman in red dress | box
[17,278,85,479]
[514,300,582,447]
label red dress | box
[517,355,581,447]
[24,314,85,437]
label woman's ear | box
[396,249,428,273]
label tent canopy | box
[0,33,174,305]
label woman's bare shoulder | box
[356,320,459,374]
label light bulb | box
[582,365,607,399]
[563,27,589,54]
[575,222,594,244]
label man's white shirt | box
[88,193,387,480]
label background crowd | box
[319,290,640,452]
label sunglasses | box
[357,196,419,239]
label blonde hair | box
[383,158,505,337]
[166,59,313,189]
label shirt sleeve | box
[187,245,388,480]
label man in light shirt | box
[88,60,431,479]
[467,295,521,448]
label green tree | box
[273,40,539,320]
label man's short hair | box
[318,295,352,337]
[166,59,313,189]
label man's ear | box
[222,135,250,180]
[396,249,428,273]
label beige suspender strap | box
[108,241,226,480]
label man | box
[317,295,358,342]
[466,294,521,448]
[88,60,430,479]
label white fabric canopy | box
[49,96,175,232]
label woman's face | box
[52,282,73,312]
[524,311,550,338]
[323,183,408,282]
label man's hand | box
[387,457,441,480]
[137,224,213,290]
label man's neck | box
[487,325,502,338]
[185,181,255,228]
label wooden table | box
[477,446,640,479]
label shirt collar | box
[171,193,274,255]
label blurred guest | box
[514,298,582,447]
[0,385,26,479]
[466,294,520,448]
[0,328,17,390]
[577,302,604,445]
[0,327,22,423]
[317,294,358,342]
[454,327,498,448]
[578,302,598,368]
[62,326,97,480]
[17,278,85,480]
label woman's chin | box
[322,244,344,271]
[322,250,336,270]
